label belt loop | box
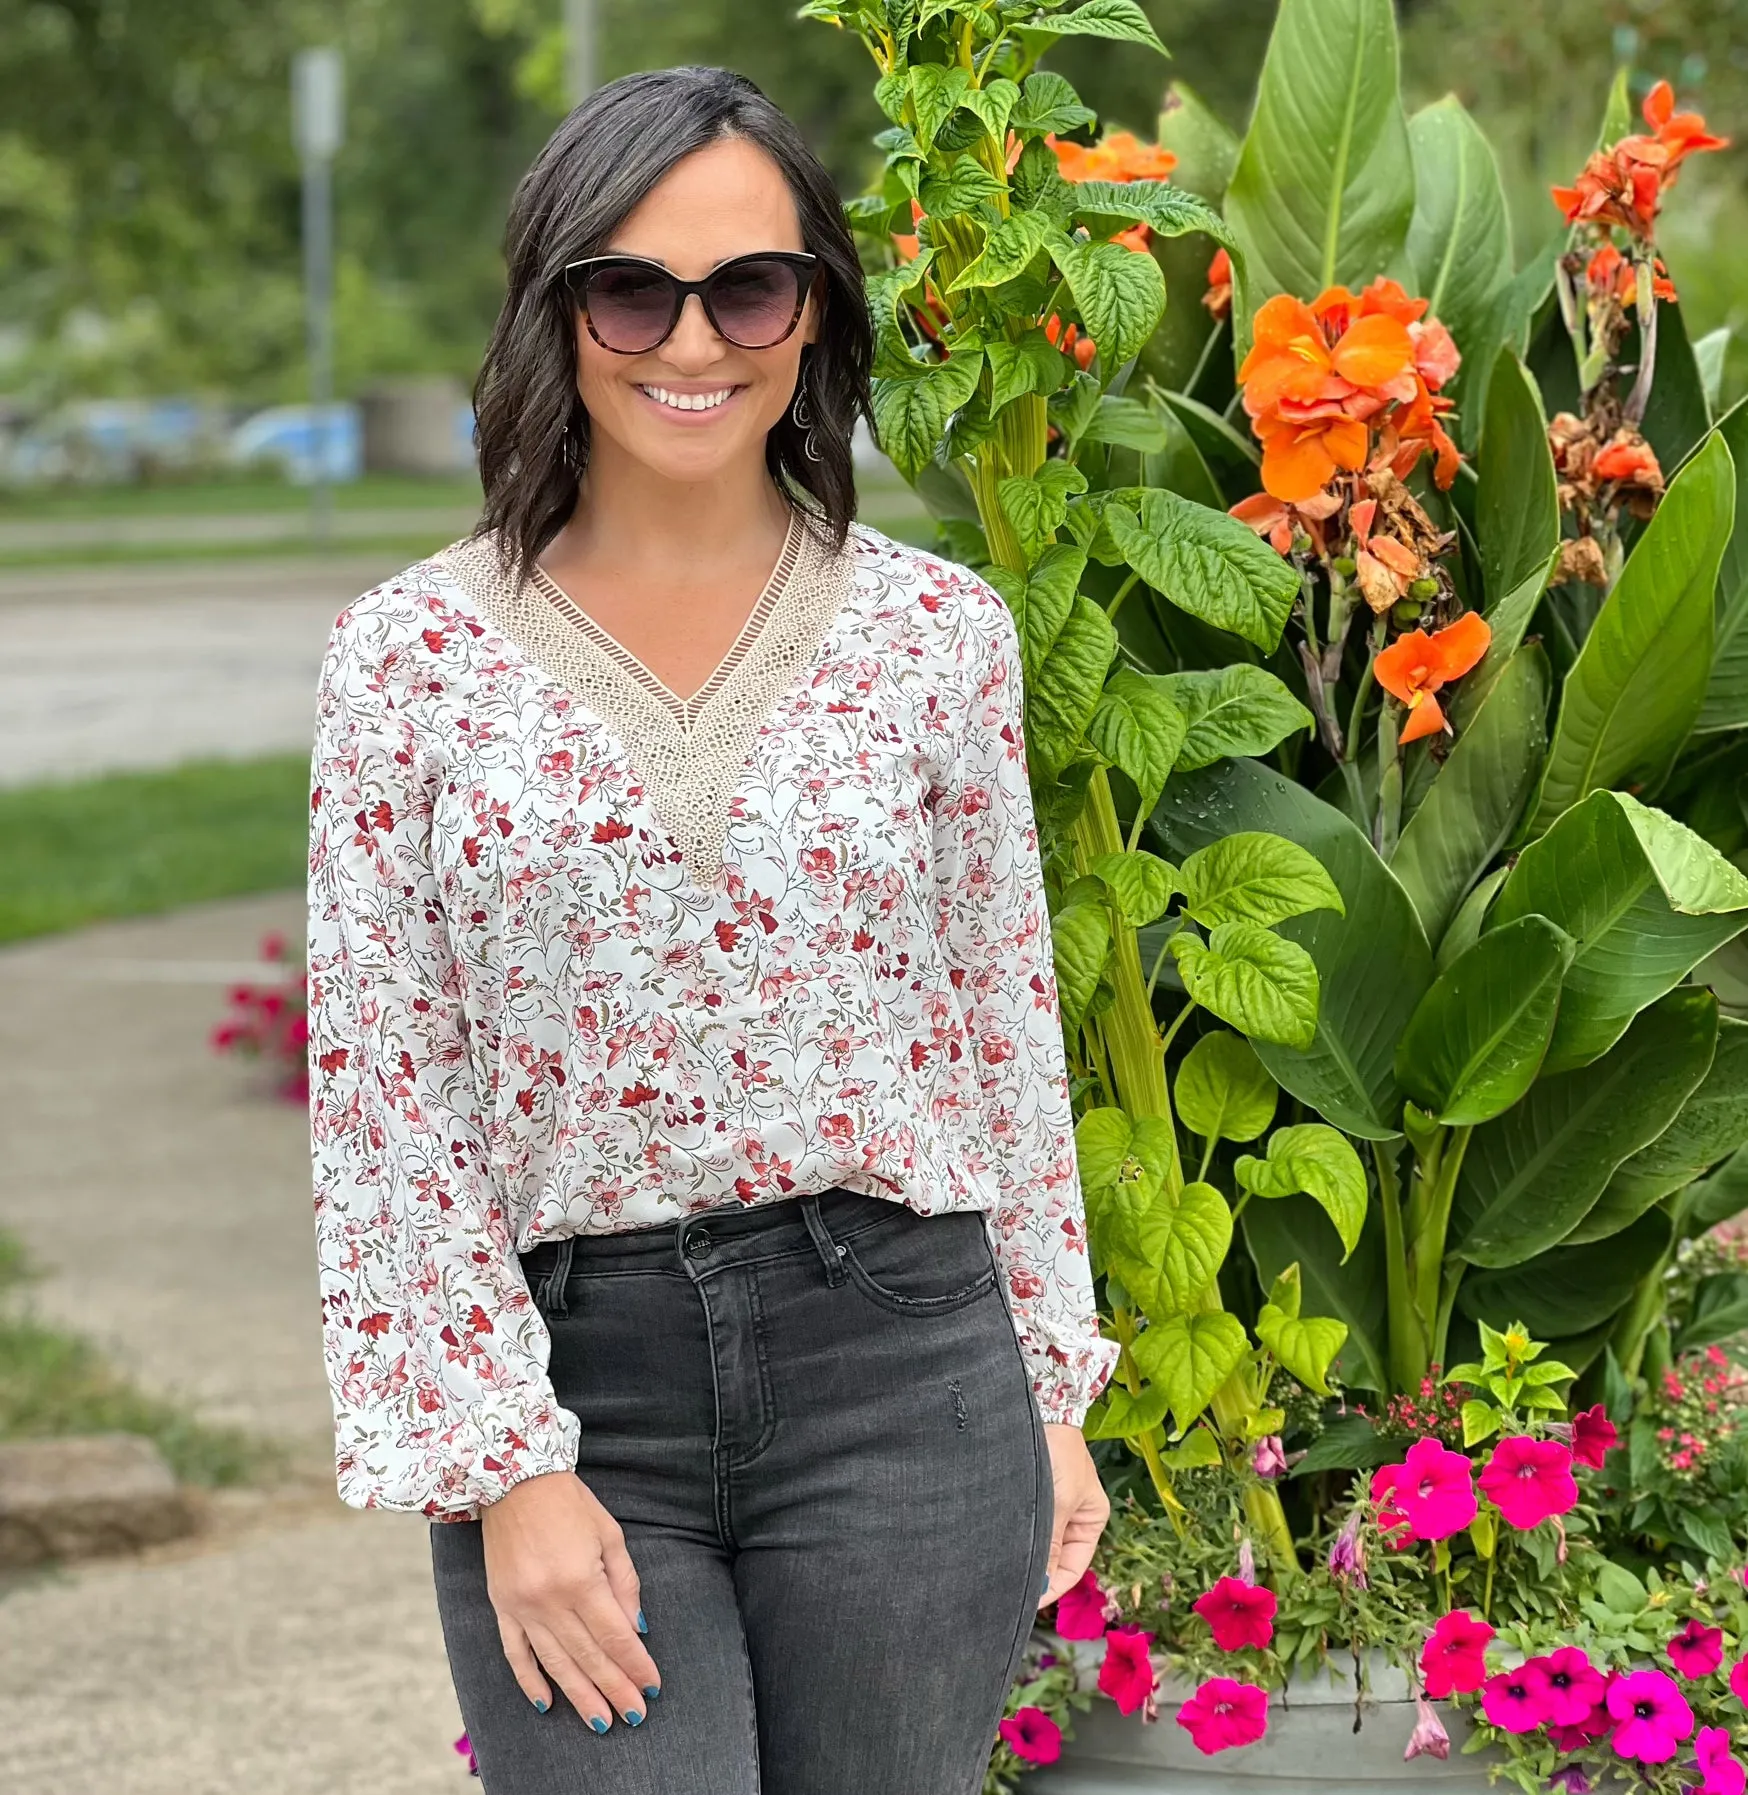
[800,1191,848,1287]
[539,1234,577,1317]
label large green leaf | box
[1489,791,1748,1072]
[1640,301,1714,481]
[1526,432,1737,835]
[1157,666,1313,772]
[1105,489,1300,650]
[1245,1190,1389,1394]
[1057,237,1168,371]
[1171,921,1320,1050]
[1223,0,1414,334]
[1028,0,1170,52]
[1392,646,1549,948]
[1235,1123,1367,1257]
[1675,1273,1748,1354]
[1255,1264,1348,1395]
[1050,889,1113,1032]
[1152,761,1433,1139]
[1458,1209,1672,1339]
[1128,1311,1250,1433]
[1108,1180,1233,1315]
[1086,668,1186,811]
[1176,832,1345,930]
[870,351,984,478]
[1175,1031,1277,1144]
[1450,988,1718,1269]
[1572,1019,1748,1243]
[1024,594,1118,777]
[1696,401,1748,734]
[1405,98,1513,383]
[1680,1144,1748,1237]
[1395,916,1575,1128]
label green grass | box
[0,1232,275,1486]
[0,756,309,945]
[0,471,483,520]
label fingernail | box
[626,1709,644,1727]
[532,1697,549,1713]
[635,1608,648,1635]
[589,1716,610,1735]
[642,1684,661,1702]
[1040,1572,1051,1600]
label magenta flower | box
[1695,1724,1748,1795]
[1328,1508,1368,1587]
[1482,1665,1552,1734]
[1731,1657,1748,1706]
[1607,1667,1695,1764]
[1099,1625,1158,1716]
[1526,1647,1608,1728]
[1670,1618,1726,1680]
[1176,1678,1269,1755]
[997,1706,1063,1766]
[1252,1434,1289,1479]
[1568,1404,1619,1469]
[1550,1696,1613,1755]
[1193,1576,1278,1653]
[1388,1436,1478,1541]
[1421,1610,1495,1698]
[1548,1770,1593,1794]
[1053,1568,1112,1641]
[1370,1460,1411,1543]
[453,1732,479,1777]
[1479,1434,1579,1529]
[1403,1695,1450,1761]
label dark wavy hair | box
[472,66,871,575]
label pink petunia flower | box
[1421,1610,1495,1698]
[1053,1568,1113,1641]
[1176,1678,1269,1755]
[1548,1770,1593,1794]
[1568,1404,1619,1469]
[1549,1695,1613,1755]
[1193,1576,1278,1653]
[1390,1436,1478,1541]
[1251,1434,1289,1480]
[453,1732,478,1777]
[997,1706,1063,1766]
[1731,1656,1748,1706]
[1607,1667,1695,1764]
[1099,1626,1158,1716]
[1479,1435,1579,1530]
[1328,1508,1368,1587]
[1525,1647,1608,1728]
[1371,1459,1411,1543]
[1482,1665,1552,1734]
[1670,1618,1726,1680]
[1695,1724,1748,1795]
[1403,1695,1450,1761]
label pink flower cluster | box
[210,930,310,1104]
[1417,1613,1748,1784]
[1051,1572,1162,1722]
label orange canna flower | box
[1374,613,1492,744]
[1586,241,1677,306]
[1231,486,1343,557]
[1642,79,1729,169]
[1112,222,1153,255]
[1593,433,1664,487]
[1045,311,1098,371]
[891,197,924,264]
[1047,130,1177,185]
[1204,246,1232,323]
[1255,406,1370,504]
[1238,295,1417,419]
[1551,83,1727,238]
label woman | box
[307,64,1117,1795]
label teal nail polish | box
[642,1685,661,1701]
[626,1709,644,1727]
[635,1609,648,1635]
[589,1717,610,1735]
[532,1697,549,1714]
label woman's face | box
[571,135,821,490]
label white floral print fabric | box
[307,519,1117,1519]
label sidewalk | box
[0,892,466,1795]
[0,504,479,555]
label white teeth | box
[640,385,733,412]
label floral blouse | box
[307,510,1117,1520]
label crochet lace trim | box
[435,512,858,889]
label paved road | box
[0,555,416,788]
[0,504,479,555]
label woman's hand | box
[1038,1423,1111,1608]
[479,1469,661,1730]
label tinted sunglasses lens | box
[581,264,676,351]
[708,259,805,348]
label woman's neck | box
[552,440,793,586]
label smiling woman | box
[305,60,1115,1795]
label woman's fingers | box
[496,1614,553,1713]
[596,1515,649,1651]
[525,1620,614,1733]
[542,1584,656,1725]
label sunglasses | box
[562,251,821,355]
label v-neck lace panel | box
[436,511,857,890]
[524,509,805,726]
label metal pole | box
[565,0,597,105]
[302,155,334,546]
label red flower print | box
[592,817,632,843]
[358,1312,392,1338]
[618,1082,660,1107]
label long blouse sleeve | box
[929,575,1121,1426]
[306,598,579,1520]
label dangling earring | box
[790,364,826,464]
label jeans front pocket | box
[837,1207,998,1317]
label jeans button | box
[684,1228,713,1259]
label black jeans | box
[430,1187,1054,1795]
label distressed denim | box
[429,1186,1054,1795]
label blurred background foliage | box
[0,0,1742,412]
